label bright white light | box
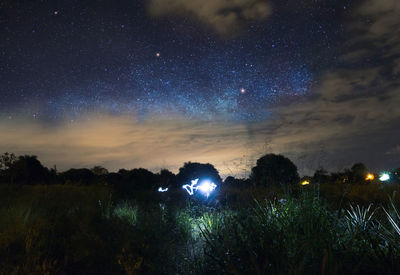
[182,178,217,197]
[158,187,169,192]
[379,173,390,182]
[197,180,217,197]
[182,179,198,195]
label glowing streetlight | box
[365,173,374,181]
[301,180,310,186]
[379,173,390,182]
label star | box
[240,88,246,94]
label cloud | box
[1,73,399,178]
[1,0,399,177]
[351,0,400,75]
[146,0,271,36]
[232,0,400,172]
[0,116,264,177]
[386,145,400,155]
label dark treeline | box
[2,152,400,274]
[1,152,399,193]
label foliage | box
[381,198,400,247]
[250,153,300,187]
[350,163,369,184]
[0,152,16,170]
[1,153,400,274]
[61,168,96,185]
[157,169,176,189]
[1,184,400,274]
[91,166,109,175]
[114,168,159,198]
[313,166,330,184]
[8,155,50,184]
[345,203,376,233]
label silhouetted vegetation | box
[1,152,400,274]
[250,153,300,187]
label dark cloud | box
[146,0,271,36]
[351,0,400,74]
[256,0,400,172]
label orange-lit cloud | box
[0,116,264,176]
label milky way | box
[1,0,344,122]
[1,0,399,174]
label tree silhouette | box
[127,168,157,189]
[0,152,16,170]
[157,169,176,189]
[9,155,50,184]
[350,163,368,183]
[223,176,251,188]
[250,154,299,186]
[113,168,158,198]
[91,166,109,175]
[61,168,95,185]
[313,167,330,184]
[0,152,17,184]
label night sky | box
[0,0,399,176]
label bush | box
[250,154,299,187]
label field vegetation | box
[0,153,400,274]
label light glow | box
[182,178,217,197]
[301,180,310,186]
[197,180,217,197]
[158,187,169,192]
[365,173,374,181]
[379,173,390,182]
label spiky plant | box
[345,203,376,233]
[382,199,400,245]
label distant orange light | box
[301,180,310,186]
[365,173,374,180]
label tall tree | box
[250,154,299,186]
[9,155,50,184]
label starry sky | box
[0,0,399,176]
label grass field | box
[0,183,400,274]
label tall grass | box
[0,184,400,274]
